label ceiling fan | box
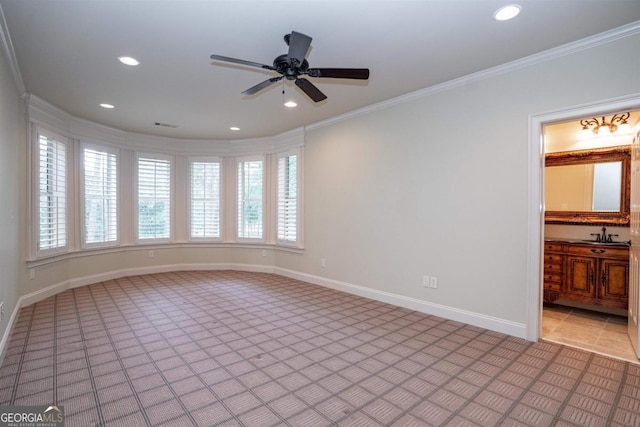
[210,31,370,103]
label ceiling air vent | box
[154,122,178,128]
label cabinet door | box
[565,256,597,299]
[600,258,629,308]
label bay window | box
[29,121,303,260]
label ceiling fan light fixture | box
[284,100,297,108]
[99,103,114,109]
[118,56,140,66]
[230,126,240,131]
[494,4,522,21]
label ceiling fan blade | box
[242,77,283,95]
[210,54,275,71]
[306,68,370,79]
[295,78,327,102]
[287,31,312,67]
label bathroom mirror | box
[545,145,630,225]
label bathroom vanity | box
[543,239,629,310]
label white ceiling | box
[2,0,640,140]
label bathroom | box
[542,110,640,362]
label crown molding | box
[0,2,25,96]
[308,20,640,132]
[26,93,304,155]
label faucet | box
[590,226,618,243]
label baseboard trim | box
[1,263,526,364]
[272,267,526,339]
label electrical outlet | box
[149,250,154,258]
[262,250,267,257]
[321,258,327,268]
[423,275,438,288]
[29,269,35,280]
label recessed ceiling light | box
[230,126,240,131]
[284,101,298,108]
[118,56,140,66]
[100,103,114,109]
[494,4,522,21]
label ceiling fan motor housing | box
[273,54,308,80]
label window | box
[83,146,118,246]
[137,155,171,240]
[190,159,221,239]
[237,158,263,239]
[29,111,305,259]
[277,153,298,243]
[38,132,67,253]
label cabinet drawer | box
[544,262,562,272]
[544,253,563,262]
[544,243,563,252]
[567,245,629,258]
[544,281,561,291]
[543,273,562,283]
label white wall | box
[3,26,640,349]
[275,30,640,325]
[0,31,24,355]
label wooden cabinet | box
[543,241,629,310]
[543,243,564,302]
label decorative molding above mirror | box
[545,145,630,226]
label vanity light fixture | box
[494,4,522,21]
[118,56,140,66]
[580,112,631,137]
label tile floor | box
[542,303,640,364]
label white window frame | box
[135,153,173,243]
[236,155,265,242]
[80,143,119,249]
[276,149,301,247]
[34,127,69,258]
[188,157,222,241]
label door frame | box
[527,93,640,342]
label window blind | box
[84,147,118,245]
[38,134,67,251]
[138,156,171,240]
[237,159,263,239]
[190,160,221,238]
[277,154,297,242]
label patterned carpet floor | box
[1,270,639,426]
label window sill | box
[26,242,304,268]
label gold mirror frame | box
[545,145,630,226]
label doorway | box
[528,96,640,363]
